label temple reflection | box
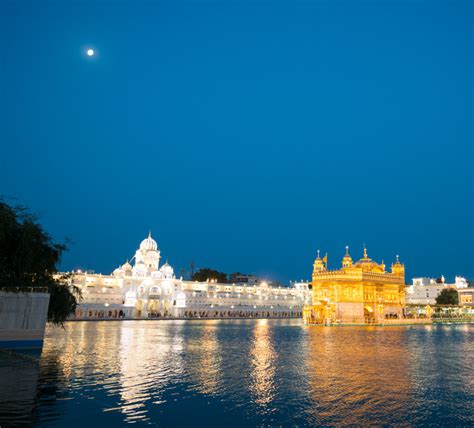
[250,319,276,406]
[305,327,411,425]
[185,322,221,395]
[117,321,185,422]
[3,321,472,426]
[40,321,189,424]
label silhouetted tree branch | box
[0,199,81,324]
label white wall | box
[0,291,50,349]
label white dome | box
[160,262,174,278]
[140,232,158,251]
[121,261,132,271]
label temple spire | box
[313,249,326,272]
[342,245,353,268]
[391,254,404,276]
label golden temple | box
[303,247,405,325]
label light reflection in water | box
[186,323,221,396]
[304,327,411,425]
[117,323,153,422]
[0,320,472,427]
[250,319,276,407]
[116,321,187,422]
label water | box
[0,320,473,427]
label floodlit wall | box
[0,291,50,349]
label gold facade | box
[303,247,405,324]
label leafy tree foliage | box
[191,268,228,283]
[0,200,81,324]
[435,288,459,305]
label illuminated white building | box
[405,276,469,305]
[69,233,312,320]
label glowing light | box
[87,48,94,56]
[250,321,276,405]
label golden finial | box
[363,245,368,258]
[345,245,349,256]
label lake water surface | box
[1,320,473,427]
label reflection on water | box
[305,327,412,425]
[187,323,221,395]
[0,353,39,426]
[0,321,472,427]
[250,319,276,406]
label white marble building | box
[405,276,469,305]
[69,233,312,320]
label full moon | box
[87,49,94,56]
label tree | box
[191,268,228,283]
[435,288,459,305]
[0,200,81,324]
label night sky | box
[1,0,472,283]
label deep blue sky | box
[1,0,472,283]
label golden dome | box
[353,247,384,272]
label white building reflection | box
[184,322,222,396]
[43,321,188,424]
[117,321,186,422]
[250,319,276,406]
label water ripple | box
[0,320,473,426]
